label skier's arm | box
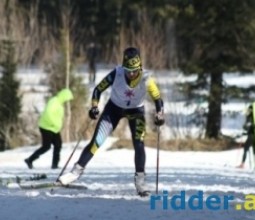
[91,69,116,107]
[146,77,163,112]
[243,105,253,132]
[146,77,165,126]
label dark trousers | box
[242,133,255,163]
[78,100,146,172]
[27,128,62,167]
[88,61,96,83]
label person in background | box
[87,42,99,84]
[237,104,255,169]
[59,47,165,196]
[24,88,73,169]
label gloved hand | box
[89,106,99,120]
[243,122,252,131]
[154,111,165,126]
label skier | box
[59,47,165,196]
[237,104,255,169]
[87,42,99,84]
[24,88,73,169]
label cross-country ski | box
[7,181,88,190]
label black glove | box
[89,106,99,120]
[243,122,252,131]
[154,111,165,126]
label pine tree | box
[175,0,255,139]
[0,40,21,151]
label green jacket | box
[38,88,73,133]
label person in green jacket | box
[24,88,73,169]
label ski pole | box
[156,126,160,194]
[55,118,94,182]
[249,146,254,170]
[55,137,82,182]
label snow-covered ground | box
[0,137,255,220]
[0,68,255,220]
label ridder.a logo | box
[150,190,255,211]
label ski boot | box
[134,172,150,197]
[24,158,33,169]
[236,163,244,169]
[58,163,84,185]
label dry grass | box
[108,132,240,152]
[66,117,240,152]
[160,138,240,151]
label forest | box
[1,0,255,150]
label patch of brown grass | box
[108,132,240,151]
[160,138,239,151]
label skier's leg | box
[128,113,149,195]
[25,128,52,169]
[128,114,146,172]
[59,101,122,184]
[252,135,255,170]
[77,102,122,167]
[52,133,62,169]
[238,134,253,168]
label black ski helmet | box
[122,47,142,71]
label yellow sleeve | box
[146,77,161,100]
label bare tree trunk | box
[165,19,178,70]
[206,72,223,139]
[63,1,71,143]
[112,8,167,70]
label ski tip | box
[138,191,151,197]
[65,183,88,190]
[7,183,21,189]
[50,187,55,194]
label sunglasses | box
[125,68,139,74]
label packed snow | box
[1,137,255,220]
[0,69,255,220]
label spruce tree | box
[175,0,255,139]
[0,40,21,151]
